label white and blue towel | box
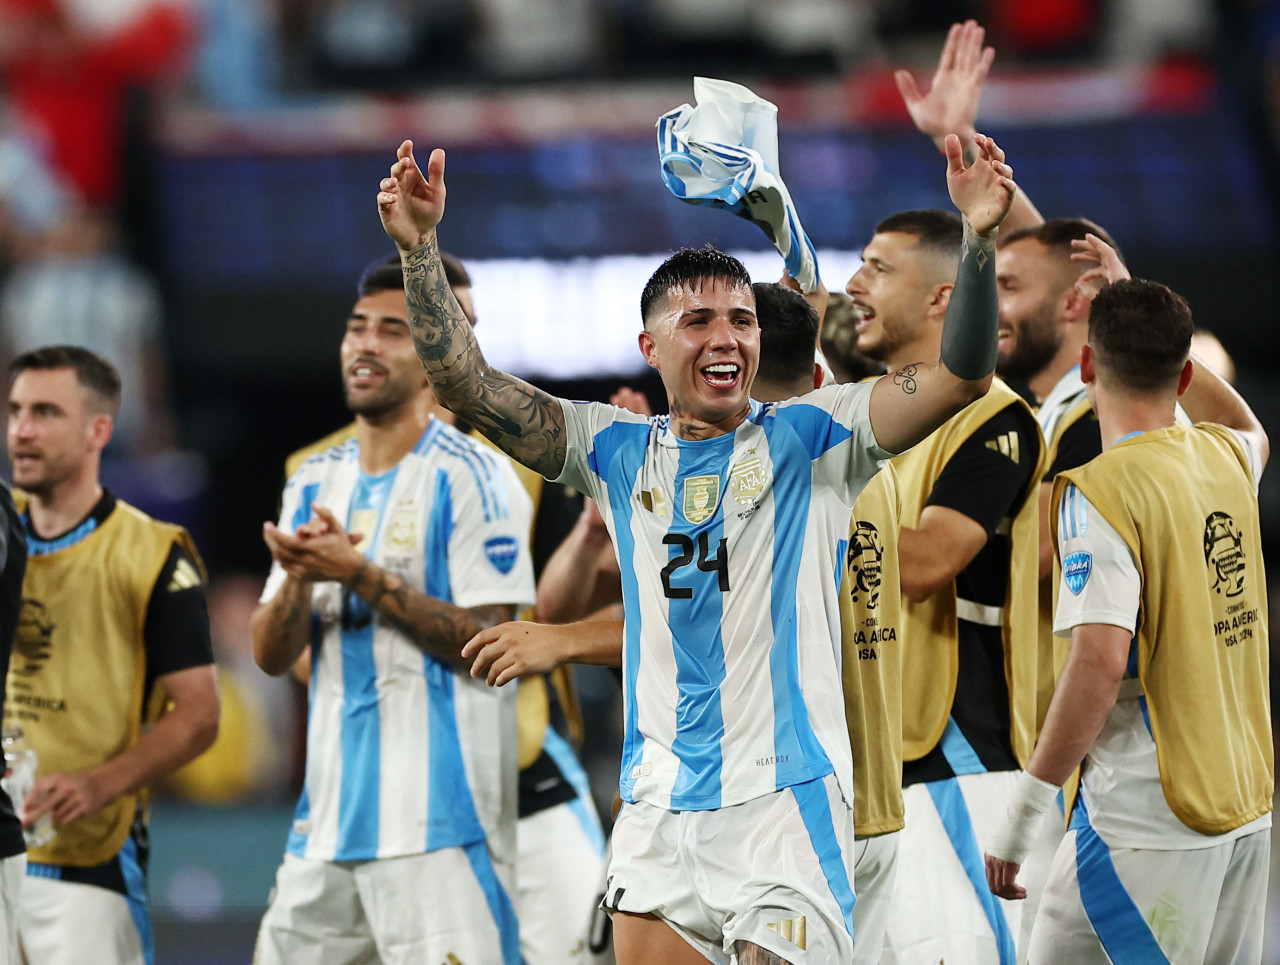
[657,77,820,293]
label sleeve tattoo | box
[345,559,513,666]
[402,239,568,478]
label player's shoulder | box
[284,423,357,479]
[285,433,359,491]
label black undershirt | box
[903,403,1041,785]
[1045,410,1103,481]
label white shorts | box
[516,800,607,964]
[1028,816,1269,965]
[1015,791,1066,960]
[20,839,150,965]
[0,855,22,965]
[885,771,1022,965]
[19,873,145,965]
[604,774,855,964]
[254,843,520,965]
[852,831,899,965]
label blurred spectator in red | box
[0,0,193,207]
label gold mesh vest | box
[1052,424,1272,834]
[5,495,202,865]
[893,380,1047,766]
[840,463,904,835]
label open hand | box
[377,140,447,253]
[895,20,994,152]
[946,132,1015,236]
[1071,233,1130,297]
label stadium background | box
[0,0,1277,960]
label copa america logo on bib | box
[484,536,520,575]
[1063,551,1092,595]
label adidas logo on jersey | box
[985,431,1021,464]
[167,558,202,593]
[765,915,807,950]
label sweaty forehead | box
[649,277,755,321]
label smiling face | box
[995,237,1070,382]
[639,278,759,435]
[844,231,951,367]
[340,288,428,420]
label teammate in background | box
[0,480,26,963]
[378,129,1014,963]
[821,292,884,386]
[986,277,1272,964]
[845,207,1045,965]
[250,261,536,964]
[5,346,219,965]
[279,252,606,965]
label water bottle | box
[2,726,54,847]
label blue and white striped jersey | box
[261,419,536,862]
[556,381,891,810]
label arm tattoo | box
[735,942,793,965]
[402,239,568,478]
[892,363,920,395]
[940,218,998,381]
[346,559,514,668]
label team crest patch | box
[682,474,720,524]
[1063,552,1092,595]
[349,509,378,554]
[385,505,419,551]
[729,456,767,505]
[484,536,520,575]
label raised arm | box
[1181,357,1270,471]
[377,140,568,479]
[867,133,1014,454]
[895,19,1043,234]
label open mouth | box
[853,303,875,334]
[348,363,387,387]
[701,362,741,389]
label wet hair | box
[873,210,963,259]
[639,246,753,326]
[357,251,471,297]
[1089,279,1193,393]
[999,217,1124,266]
[753,283,818,387]
[9,345,122,417]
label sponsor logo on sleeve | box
[1063,552,1092,595]
[484,536,520,575]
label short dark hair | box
[640,246,752,326]
[357,251,471,297]
[1089,279,1193,393]
[1000,217,1124,265]
[9,345,122,416]
[874,210,963,258]
[753,283,818,387]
